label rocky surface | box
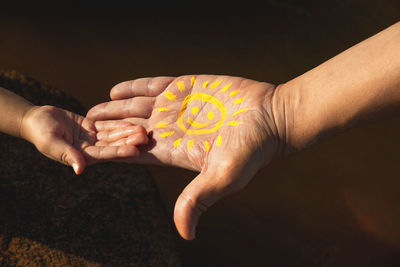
[0,70,180,266]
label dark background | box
[1,1,400,265]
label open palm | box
[87,75,281,239]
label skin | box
[87,22,400,240]
[88,76,279,240]
[0,87,149,174]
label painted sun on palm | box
[88,74,277,239]
[156,77,248,153]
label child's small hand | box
[20,105,148,175]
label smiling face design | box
[177,93,227,135]
[157,78,248,151]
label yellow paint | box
[207,111,214,120]
[158,107,170,112]
[191,106,199,114]
[174,138,182,148]
[210,80,222,89]
[160,131,175,137]
[227,121,242,126]
[205,141,210,152]
[156,122,169,128]
[216,135,222,146]
[229,90,240,96]
[165,91,177,101]
[221,83,232,92]
[234,98,244,105]
[177,93,228,135]
[188,140,194,150]
[177,81,185,91]
[202,81,209,88]
[190,77,196,87]
[232,108,248,116]
[187,117,209,128]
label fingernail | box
[72,163,79,175]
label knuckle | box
[130,79,136,92]
[148,77,154,91]
[179,192,208,214]
[42,105,56,111]
[60,151,69,164]
[60,146,74,165]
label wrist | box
[20,105,40,142]
[270,81,326,155]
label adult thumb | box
[173,171,238,240]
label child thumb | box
[47,138,86,175]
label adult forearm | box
[0,87,34,138]
[275,22,400,150]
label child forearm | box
[0,87,35,138]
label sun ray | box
[165,91,177,101]
[216,135,222,146]
[160,131,175,137]
[158,107,170,112]
[234,97,244,105]
[190,77,196,87]
[232,108,248,116]
[177,81,185,91]
[156,122,169,128]
[210,80,222,89]
[188,140,194,150]
[227,121,242,126]
[229,90,240,96]
[205,141,210,152]
[202,81,210,88]
[174,138,182,148]
[221,83,232,92]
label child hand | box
[20,105,148,175]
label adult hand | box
[21,105,148,175]
[87,75,283,239]
[87,22,400,242]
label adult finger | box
[123,117,148,126]
[110,77,175,100]
[87,97,155,121]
